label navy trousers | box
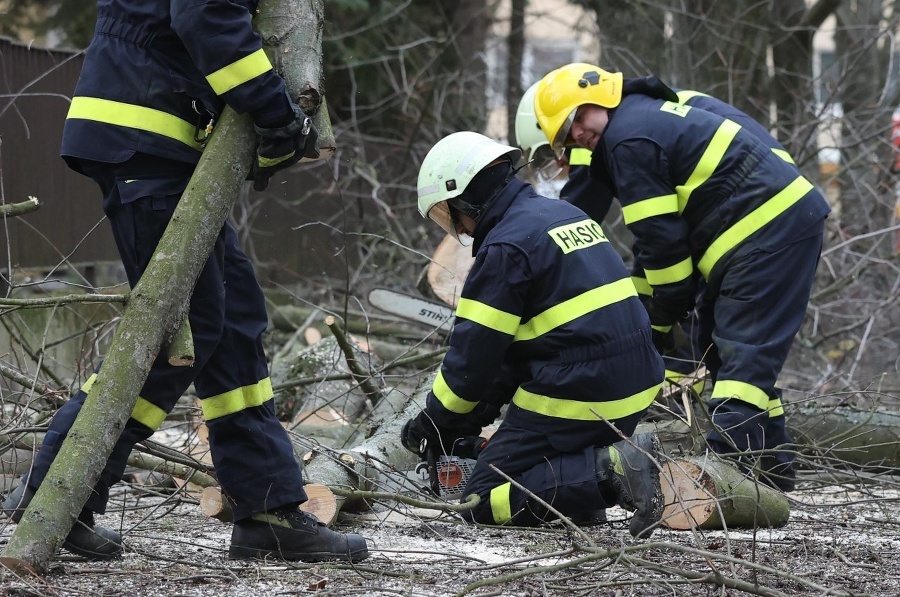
[26,154,306,519]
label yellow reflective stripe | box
[80,374,166,430]
[206,48,273,95]
[455,297,520,336]
[489,483,513,524]
[665,369,706,395]
[676,90,709,103]
[676,119,741,212]
[652,324,672,333]
[644,256,693,286]
[512,382,660,421]
[711,380,769,410]
[568,147,592,166]
[767,397,785,418]
[515,278,636,342]
[630,275,652,297]
[79,373,99,394]
[432,370,478,414]
[772,148,794,164]
[131,397,168,430]
[622,194,679,224]
[67,97,203,151]
[201,377,274,420]
[698,176,814,277]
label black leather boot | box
[2,483,123,559]
[230,507,369,563]
[595,432,664,538]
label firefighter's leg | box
[705,229,823,491]
[191,224,366,562]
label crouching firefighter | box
[401,131,667,538]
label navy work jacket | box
[62,0,293,169]
[590,93,831,322]
[424,179,663,442]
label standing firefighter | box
[2,0,368,563]
[401,131,666,538]
[534,63,831,491]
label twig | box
[324,315,384,405]
[0,196,40,218]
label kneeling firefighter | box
[401,131,667,538]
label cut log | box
[427,234,475,307]
[199,483,337,525]
[660,455,790,530]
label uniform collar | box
[471,178,529,252]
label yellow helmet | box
[535,63,623,156]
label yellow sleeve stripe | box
[676,90,709,103]
[456,297,520,336]
[622,194,679,224]
[772,148,795,164]
[630,275,652,297]
[676,119,741,212]
[512,382,661,421]
[432,370,478,414]
[644,256,693,286]
[206,48,274,95]
[698,176,813,277]
[515,278,636,342]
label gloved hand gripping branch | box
[251,104,320,191]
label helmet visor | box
[550,111,575,158]
[426,201,473,246]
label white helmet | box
[417,131,521,242]
[514,82,548,163]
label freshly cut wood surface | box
[427,234,475,307]
[660,456,790,530]
[200,483,337,525]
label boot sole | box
[228,544,369,563]
[63,541,123,560]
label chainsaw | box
[368,287,455,332]
[407,435,487,501]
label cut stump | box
[660,455,790,530]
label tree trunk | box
[2,0,327,574]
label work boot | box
[2,483,123,559]
[595,433,664,539]
[229,507,369,563]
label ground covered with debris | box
[2,474,899,596]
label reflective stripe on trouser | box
[460,411,643,526]
[695,226,824,479]
[26,157,305,519]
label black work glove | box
[651,323,690,356]
[251,104,320,191]
[401,411,481,456]
[645,297,688,328]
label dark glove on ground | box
[251,104,320,191]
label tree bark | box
[2,0,328,574]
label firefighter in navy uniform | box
[2,0,368,563]
[516,82,702,397]
[534,63,831,492]
[401,131,667,538]
[516,79,804,402]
